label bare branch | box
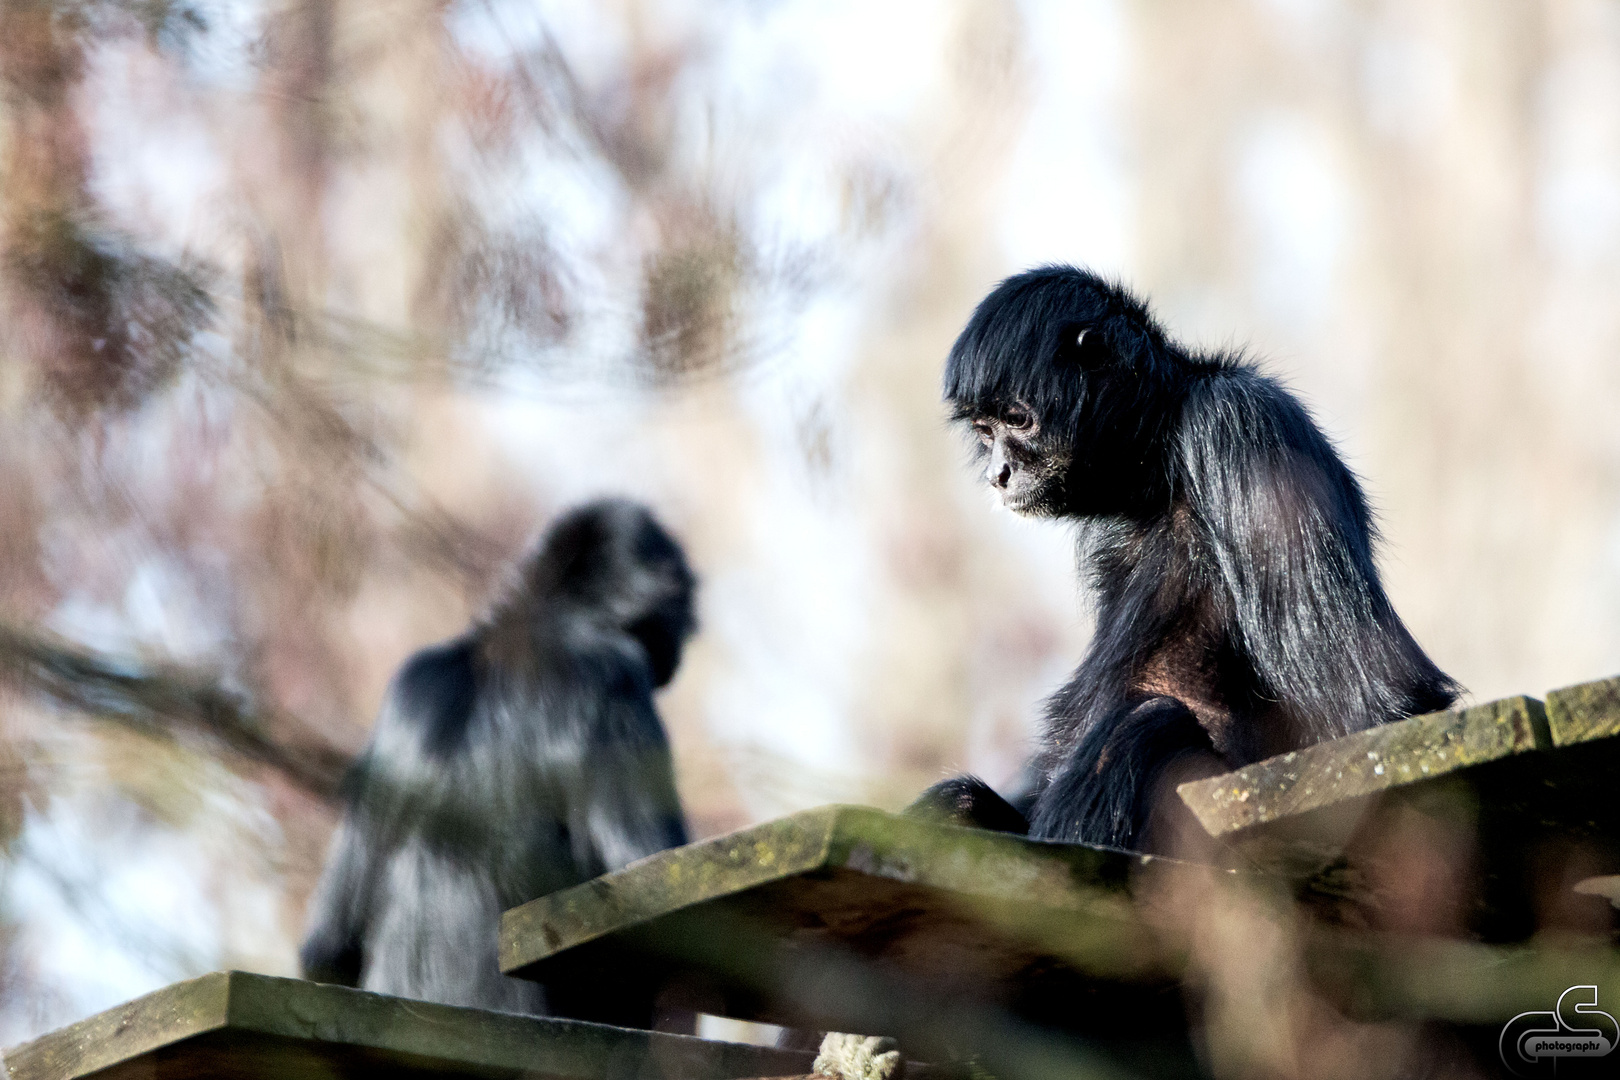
[0,621,350,801]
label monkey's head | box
[529,499,697,687]
[944,265,1181,519]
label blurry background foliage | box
[0,0,1618,1043]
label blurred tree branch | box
[0,621,350,801]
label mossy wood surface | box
[1179,678,1620,839]
[1,971,813,1080]
[1176,694,1551,839]
[1545,674,1620,745]
[1175,676,1620,940]
[495,800,1620,1060]
[500,805,1193,1042]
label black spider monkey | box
[300,499,694,1023]
[910,266,1458,852]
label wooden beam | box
[1546,674,1620,746]
[501,805,1163,984]
[1175,695,1550,839]
[1173,677,1620,939]
[500,805,1199,1073]
[1,971,814,1080]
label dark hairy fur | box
[915,266,1458,851]
[299,499,693,1022]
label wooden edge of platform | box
[1545,673,1620,747]
[500,804,849,975]
[2,970,231,1080]
[1176,694,1550,838]
[500,805,1162,979]
[4,972,816,1080]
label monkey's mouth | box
[998,483,1058,516]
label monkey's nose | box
[993,462,1012,488]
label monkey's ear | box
[1054,320,1111,370]
[1096,309,1161,371]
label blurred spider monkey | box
[910,266,1458,853]
[300,499,693,1024]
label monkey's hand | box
[903,776,1028,835]
[813,1033,903,1080]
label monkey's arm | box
[572,686,689,874]
[299,811,375,986]
[298,658,442,987]
[1029,696,1219,851]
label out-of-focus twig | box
[0,621,350,801]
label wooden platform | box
[501,804,1228,1075]
[1177,675,1620,940]
[498,805,1185,1009]
[25,682,1619,1079]
[0,971,814,1080]
[497,787,1620,1068]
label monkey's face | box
[970,400,1073,517]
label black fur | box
[299,499,694,1021]
[923,266,1458,851]
[1033,697,1216,847]
[904,776,1030,835]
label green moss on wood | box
[1545,674,1620,746]
[499,806,1153,981]
[2,971,814,1080]
[1176,695,1549,838]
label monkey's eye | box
[1075,329,1089,347]
[1003,404,1035,432]
[971,420,995,445]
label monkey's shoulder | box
[1175,365,1365,518]
[1178,364,1323,449]
[387,637,481,757]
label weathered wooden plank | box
[1180,677,1620,844]
[501,805,1156,985]
[1545,674,1620,746]
[499,805,1207,1073]
[488,796,1620,1079]
[1176,695,1550,839]
[2,971,230,1080]
[1,971,815,1080]
[504,806,845,978]
[1172,678,1620,944]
